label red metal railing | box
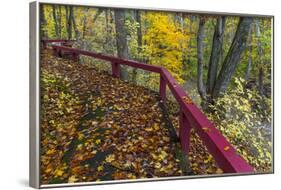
[42,40,254,174]
[42,39,76,49]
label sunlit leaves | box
[68,175,78,183]
[105,154,115,163]
[206,77,272,172]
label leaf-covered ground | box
[40,49,191,184]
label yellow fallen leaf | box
[155,162,162,169]
[224,146,230,151]
[92,121,98,126]
[46,149,56,155]
[78,133,84,140]
[151,153,158,159]
[105,154,115,163]
[145,127,153,132]
[163,137,170,142]
[77,155,84,161]
[202,127,211,132]
[76,144,83,150]
[54,169,64,177]
[127,173,136,179]
[45,167,52,174]
[68,175,78,183]
[216,168,224,174]
[153,123,160,131]
[124,160,132,168]
[95,139,101,145]
[97,165,103,171]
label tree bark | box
[82,9,88,39]
[65,6,73,40]
[71,7,79,39]
[186,15,193,76]
[197,17,207,100]
[212,17,253,98]
[40,5,48,39]
[206,16,226,94]
[93,9,103,23]
[58,6,62,38]
[136,10,142,53]
[245,24,253,81]
[132,10,143,84]
[256,19,264,96]
[114,9,129,80]
[52,5,59,38]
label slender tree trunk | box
[132,10,143,84]
[197,17,207,100]
[256,19,264,96]
[93,9,103,23]
[52,5,59,38]
[40,5,48,39]
[65,6,69,39]
[71,7,79,39]
[206,16,226,94]
[212,17,253,98]
[82,9,88,39]
[66,6,73,40]
[180,14,188,80]
[114,9,129,80]
[136,10,142,53]
[245,24,253,81]
[186,15,193,79]
[105,9,109,43]
[58,6,62,38]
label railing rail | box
[41,39,76,49]
[42,39,254,174]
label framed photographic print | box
[29,1,274,188]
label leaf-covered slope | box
[40,49,184,184]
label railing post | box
[160,75,166,104]
[179,109,192,154]
[112,62,120,78]
[42,41,47,49]
[72,52,79,62]
[52,47,58,57]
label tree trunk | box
[186,15,193,79]
[58,6,62,38]
[132,10,143,84]
[197,17,207,100]
[212,17,253,98]
[82,9,88,39]
[52,5,59,38]
[245,24,253,81]
[206,16,226,94]
[71,7,79,39]
[40,5,47,39]
[114,9,129,80]
[65,6,73,40]
[136,10,142,53]
[256,19,264,96]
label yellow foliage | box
[142,12,189,85]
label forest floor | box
[40,49,223,185]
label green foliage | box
[206,78,272,172]
[236,18,272,83]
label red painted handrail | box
[42,40,254,174]
[41,39,76,48]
